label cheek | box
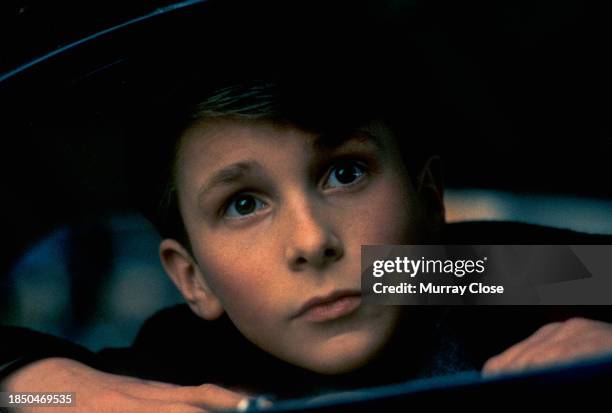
[194,240,279,321]
[349,177,422,245]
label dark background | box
[2,0,611,190]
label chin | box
[298,330,387,375]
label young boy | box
[3,80,612,412]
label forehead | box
[175,119,392,187]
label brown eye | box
[224,194,267,218]
[326,161,365,188]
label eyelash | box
[220,191,269,220]
[321,159,369,191]
[219,159,372,220]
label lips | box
[293,289,362,322]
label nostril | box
[324,248,336,258]
[295,257,307,265]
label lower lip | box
[301,295,362,322]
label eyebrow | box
[196,131,383,202]
[198,160,261,200]
[313,128,384,152]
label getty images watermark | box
[361,245,612,305]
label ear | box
[416,155,446,230]
[159,239,224,320]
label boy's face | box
[161,118,440,374]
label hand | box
[1,357,249,413]
[482,317,612,376]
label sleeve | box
[0,326,102,383]
[0,306,197,385]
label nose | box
[284,196,344,271]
